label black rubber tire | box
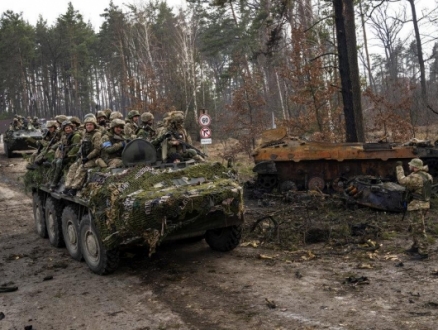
[62,206,82,261]
[79,215,119,275]
[45,197,65,248]
[33,192,47,238]
[4,143,12,158]
[205,225,242,252]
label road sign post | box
[198,112,212,156]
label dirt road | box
[1,144,438,330]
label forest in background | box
[1,0,438,153]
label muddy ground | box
[1,141,438,330]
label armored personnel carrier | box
[3,124,43,158]
[25,139,244,275]
[252,127,438,192]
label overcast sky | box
[0,0,186,31]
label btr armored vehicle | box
[25,139,244,275]
[4,125,43,158]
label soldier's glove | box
[396,161,403,167]
[82,157,89,164]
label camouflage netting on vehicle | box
[23,165,56,192]
[84,162,243,253]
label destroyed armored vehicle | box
[3,125,43,158]
[252,128,438,192]
[25,139,244,275]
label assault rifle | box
[170,131,208,158]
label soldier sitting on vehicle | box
[32,116,41,129]
[103,108,112,120]
[124,110,140,139]
[109,111,123,122]
[96,110,109,130]
[9,117,22,131]
[50,120,82,190]
[136,112,156,141]
[27,121,60,168]
[101,119,127,169]
[161,111,206,163]
[55,115,68,128]
[69,116,84,135]
[63,116,103,197]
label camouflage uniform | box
[396,158,433,256]
[32,117,40,129]
[101,119,127,168]
[161,111,205,163]
[64,118,103,193]
[10,118,22,131]
[50,121,82,188]
[124,110,140,139]
[136,112,156,141]
[33,121,60,164]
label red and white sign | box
[198,114,211,127]
[200,127,212,138]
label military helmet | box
[46,120,57,128]
[103,108,112,119]
[170,111,185,124]
[55,115,68,123]
[109,111,123,121]
[96,110,107,119]
[127,110,140,119]
[84,116,98,126]
[33,116,38,121]
[70,116,81,126]
[408,158,423,169]
[61,120,74,130]
[84,113,96,121]
[110,118,125,129]
[141,112,154,123]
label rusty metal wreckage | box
[251,127,438,212]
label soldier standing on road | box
[63,116,103,196]
[396,158,433,259]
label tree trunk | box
[407,0,427,103]
[333,0,364,142]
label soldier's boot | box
[192,155,206,163]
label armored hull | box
[25,139,244,274]
[3,127,42,157]
[252,128,438,192]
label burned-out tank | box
[252,127,438,192]
[25,139,244,275]
[3,124,42,158]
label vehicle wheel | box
[62,206,82,261]
[45,197,64,247]
[205,225,242,252]
[33,192,47,238]
[4,143,12,158]
[79,215,119,275]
